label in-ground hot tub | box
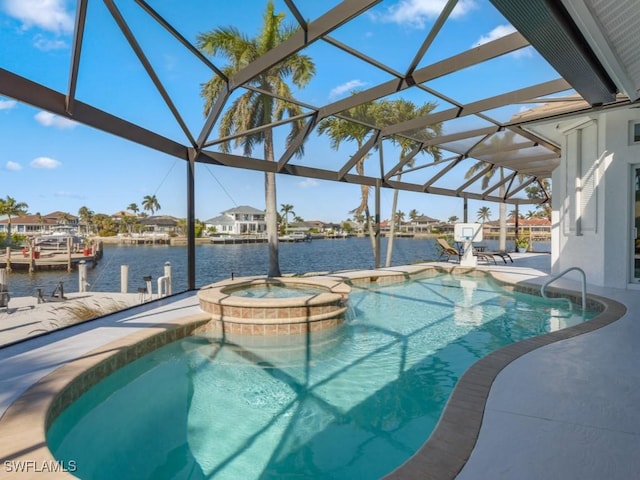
[197,276,351,336]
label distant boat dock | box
[117,233,171,245]
[210,235,267,245]
[1,243,103,272]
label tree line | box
[0,194,172,246]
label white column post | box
[78,261,88,292]
[121,265,129,293]
[164,261,172,296]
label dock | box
[118,233,170,245]
[210,236,267,244]
[2,243,103,273]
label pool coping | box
[0,264,627,479]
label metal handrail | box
[541,267,587,311]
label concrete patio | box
[1,254,638,479]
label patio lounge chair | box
[483,250,513,264]
[436,238,461,262]
[437,238,496,264]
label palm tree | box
[448,215,459,223]
[525,178,551,220]
[35,212,45,234]
[142,195,160,215]
[352,213,365,233]
[59,212,72,225]
[280,204,295,234]
[408,209,419,233]
[464,132,519,251]
[0,196,28,247]
[477,206,492,223]
[318,96,380,252]
[127,203,139,216]
[383,99,442,266]
[198,0,315,277]
[176,218,188,236]
[77,206,94,235]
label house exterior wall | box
[552,108,640,288]
[206,211,266,235]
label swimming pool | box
[47,273,596,479]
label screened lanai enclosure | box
[1,0,638,294]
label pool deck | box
[1,253,639,478]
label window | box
[630,121,640,144]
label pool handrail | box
[541,267,587,311]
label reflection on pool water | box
[229,284,325,298]
[47,274,597,479]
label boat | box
[278,232,312,242]
[35,227,84,250]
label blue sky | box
[0,0,558,223]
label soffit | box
[562,0,640,101]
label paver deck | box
[1,253,638,479]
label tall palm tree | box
[142,195,160,215]
[198,0,314,277]
[280,204,295,233]
[382,99,442,266]
[477,206,492,223]
[318,96,379,252]
[448,215,459,223]
[0,196,28,247]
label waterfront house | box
[0,211,78,236]
[139,215,180,235]
[406,215,440,233]
[204,206,266,236]
[286,221,318,234]
[110,210,137,222]
[483,217,551,240]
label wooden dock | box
[2,243,103,272]
[210,236,267,244]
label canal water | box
[4,237,550,298]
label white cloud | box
[474,24,532,58]
[518,103,543,114]
[329,80,368,100]
[298,178,319,188]
[30,156,61,169]
[475,24,517,46]
[379,0,477,28]
[5,161,22,171]
[0,99,17,110]
[4,0,74,34]
[34,111,77,129]
[33,34,68,51]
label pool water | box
[229,284,325,298]
[47,274,596,479]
